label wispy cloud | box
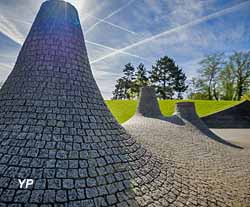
[0,15,25,45]
[85,0,136,34]
[0,0,249,99]
[91,0,250,64]
[0,54,16,59]
[1,15,32,26]
[86,40,148,63]
[0,15,146,62]
[0,62,13,70]
[87,15,138,35]
[79,1,109,23]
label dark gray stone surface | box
[135,87,163,118]
[0,0,189,206]
[202,100,250,128]
[173,102,242,148]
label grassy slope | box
[106,100,241,124]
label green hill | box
[105,100,241,124]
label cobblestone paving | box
[123,89,250,207]
[0,0,249,206]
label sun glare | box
[65,0,83,11]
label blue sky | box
[0,0,249,99]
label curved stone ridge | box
[174,102,242,148]
[202,100,250,128]
[135,86,162,118]
[124,101,250,206]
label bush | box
[240,94,250,101]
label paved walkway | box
[211,129,250,145]
[123,116,250,206]
[123,94,250,206]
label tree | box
[173,67,188,99]
[112,63,136,100]
[187,51,250,100]
[219,63,235,100]
[150,56,174,99]
[150,56,187,99]
[229,51,250,100]
[112,78,126,100]
[122,63,136,99]
[134,63,148,96]
[198,53,224,100]
[187,77,209,100]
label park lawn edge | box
[105,100,242,124]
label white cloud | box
[0,0,249,99]
[86,40,147,63]
[87,15,138,35]
[91,0,250,64]
[0,15,25,45]
[85,0,136,34]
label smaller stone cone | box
[174,102,242,148]
[174,102,215,131]
[136,86,162,118]
[174,102,200,122]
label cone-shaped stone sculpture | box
[126,88,240,148]
[202,100,250,128]
[173,102,242,148]
[0,1,249,206]
[174,102,206,127]
[135,86,162,118]
[0,1,166,205]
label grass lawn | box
[105,100,241,124]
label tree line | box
[188,51,250,101]
[112,56,188,100]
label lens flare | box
[64,0,83,11]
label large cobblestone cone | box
[0,1,165,206]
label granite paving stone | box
[0,0,249,206]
